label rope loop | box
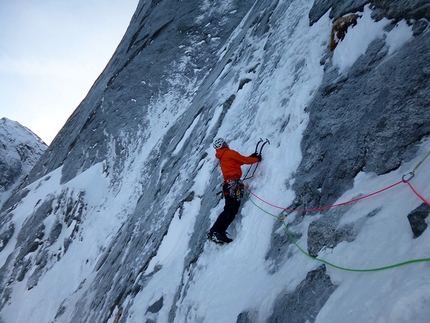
[243,149,430,272]
[244,176,430,272]
[243,180,403,213]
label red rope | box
[244,180,404,213]
[404,180,430,207]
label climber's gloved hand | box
[249,152,262,161]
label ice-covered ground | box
[1,3,429,323]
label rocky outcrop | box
[309,0,430,25]
[407,203,429,238]
[267,265,337,323]
[295,3,430,210]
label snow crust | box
[1,2,428,323]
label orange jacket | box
[215,147,259,181]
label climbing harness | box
[224,178,245,201]
[243,138,270,180]
[243,150,430,272]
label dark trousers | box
[210,194,241,233]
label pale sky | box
[0,0,138,145]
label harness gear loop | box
[224,178,244,201]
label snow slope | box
[0,1,429,323]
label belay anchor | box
[243,138,270,180]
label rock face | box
[1,1,430,323]
[292,0,430,263]
[0,118,46,210]
[24,0,257,186]
[294,14,430,209]
[309,0,430,25]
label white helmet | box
[213,137,227,149]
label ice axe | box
[243,138,270,180]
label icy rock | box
[309,0,430,25]
[293,19,430,210]
[266,265,337,323]
[372,0,430,20]
[412,19,429,36]
[48,219,63,245]
[0,223,14,252]
[265,220,303,274]
[146,296,163,314]
[236,310,259,323]
[309,0,368,25]
[307,207,356,258]
[407,203,429,238]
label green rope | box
[248,194,430,273]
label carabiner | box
[402,172,415,182]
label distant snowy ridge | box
[0,118,47,209]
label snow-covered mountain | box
[0,118,46,210]
[1,1,430,322]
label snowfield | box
[1,2,429,323]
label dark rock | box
[307,206,356,257]
[372,0,430,20]
[146,296,163,314]
[16,258,32,282]
[294,22,430,211]
[309,0,430,25]
[309,0,369,25]
[0,188,30,214]
[412,19,429,36]
[265,220,303,274]
[28,241,39,253]
[407,203,429,238]
[267,265,337,323]
[64,237,73,253]
[54,302,67,320]
[0,223,14,252]
[27,250,49,290]
[237,310,259,323]
[49,219,63,245]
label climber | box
[208,137,262,244]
